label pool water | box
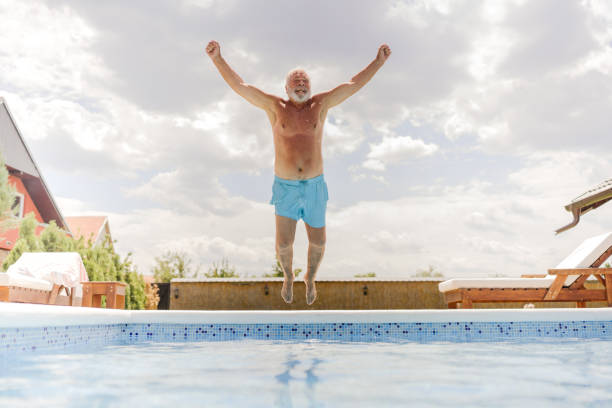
[2,338,612,407]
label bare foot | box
[281,275,294,303]
[304,277,317,305]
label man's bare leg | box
[304,223,326,305]
[276,215,297,303]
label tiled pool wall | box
[123,320,612,342]
[1,324,122,355]
[3,320,612,358]
[4,305,612,359]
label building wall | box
[0,175,48,251]
[169,279,609,310]
[170,280,448,310]
[8,175,43,222]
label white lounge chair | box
[0,252,86,306]
[439,232,612,308]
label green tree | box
[263,259,302,278]
[0,150,18,233]
[2,212,40,270]
[40,219,76,252]
[413,265,444,278]
[125,262,145,310]
[205,258,239,278]
[152,250,200,283]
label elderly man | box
[206,41,391,304]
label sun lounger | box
[0,269,82,306]
[439,232,612,308]
[0,252,87,306]
[0,252,128,309]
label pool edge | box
[3,302,612,327]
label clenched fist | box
[206,40,220,59]
[377,44,391,62]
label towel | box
[6,252,89,288]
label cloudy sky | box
[2,0,612,279]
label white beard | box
[289,89,311,103]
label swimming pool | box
[2,303,612,407]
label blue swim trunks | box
[269,174,329,228]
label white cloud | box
[0,1,109,94]
[364,230,424,253]
[5,0,612,282]
[386,0,454,28]
[465,27,517,81]
[323,111,367,157]
[125,169,254,217]
[108,203,277,276]
[508,151,612,198]
[55,196,90,215]
[363,135,438,171]
[465,211,510,234]
[167,235,273,274]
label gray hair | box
[285,68,309,86]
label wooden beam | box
[569,275,590,290]
[460,291,472,309]
[544,275,565,300]
[596,274,606,286]
[465,288,606,303]
[606,274,612,306]
[105,284,117,309]
[82,284,92,307]
[0,285,76,306]
[548,268,612,275]
[592,245,612,268]
[0,286,8,302]
[47,284,61,304]
[444,290,463,304]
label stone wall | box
[169,279,610,310]
[170,279,447,310]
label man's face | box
[286,72,311,103]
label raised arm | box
[206,41,277,111]
[318,44,391,111]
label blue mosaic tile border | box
[123,321,612,343]
[2,320,612,359]
[0,324,122,356]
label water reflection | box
[275,351,323,408]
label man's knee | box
[308,237,326,250]
[276,240,294,254]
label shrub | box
[145,283,160,310]
[263,259,302,278]
[152,250,200,283]
[413,265,444,278]
[354,272,376,278]
[205,258,239,278]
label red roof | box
[64,216,109,243]
[1,98,69,230]
[0,224,46,250]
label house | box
[65,216,112,247]
[0,97,72,263]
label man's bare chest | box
[273,101,324,136]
